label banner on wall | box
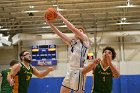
[87,52,94,60]
[31,45,57,66]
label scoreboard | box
[31,45,57,66]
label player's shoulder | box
[17,62,22,66]
[13,63,22,69]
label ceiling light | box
[29,6,34,8]
[58,25,67,27]
[117,5,137,8]
[43,22,46,24]
[53,5,58,7]
[41,26,50,28]
[120,17,127,23]
[42,25,67,28]
[116,22,132,25]
[0,34,3,37]
[57,7,65,11]
[115,0,138,8]
[116,22,140,25]
[121,18,126,21]
[116,5,137,8]
[0,28,9,31]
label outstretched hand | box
[93,58,101,65]
[92,58,101,71]
[105,53,112,65]
[45,16,50,24]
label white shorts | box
[62,69,86,91]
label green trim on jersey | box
[92,63,113,93]
[1,68,12,93]
[13,63,33,93]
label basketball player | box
[7,51,54,93]
[45,10,90,93]
[0,60,19,93]
[82,46,120,93]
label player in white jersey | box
[45,10,90,93]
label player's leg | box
[74,70,85,93]
[60,86,71,93]
[92,90,103,93]
[74,90,84,93]
[60,71,71,93]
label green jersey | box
[13,63,33,93]
[92,63,113,93]
[1,68,12,93]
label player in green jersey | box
[0,60,19,93]
[82,46,120,93]
[7,50,54,93]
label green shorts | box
[92,90,112,93]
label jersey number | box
[103,76,105,82]
[26,76,30,80]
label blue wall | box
[28,75,140,93]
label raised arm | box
[108,62,120,78]
[82,58,100,75]
[45,16,71,45]
[7,63,21,86]
[57,11,89,42]
[106,54,120,78]
[32,66,54,78]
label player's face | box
[74,28,84,38]
[23,52,32,63]
[103,50,112,60]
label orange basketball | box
[44,8,57,21]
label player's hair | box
[19,50,26,61]
[102,46,116,60]
[10,60,19,66]
[77,26,86,33]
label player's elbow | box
[36,73,48,78]
[82,68,92,75]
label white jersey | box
[68,39,88,68]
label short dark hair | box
[102,46,116,60]
[19,50,26,61]
[77,27,86,33]
[10,60,19,66]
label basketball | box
[44,8,57,21]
